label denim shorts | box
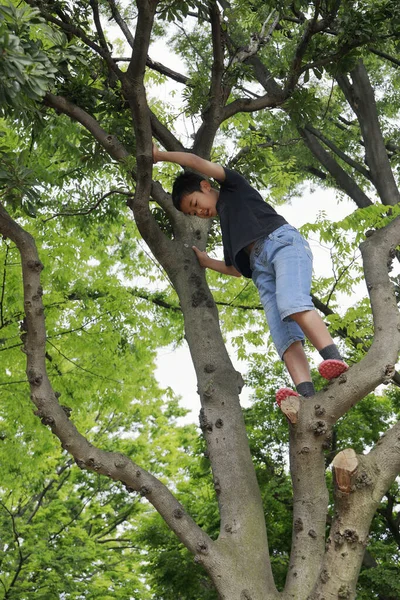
[250,224,314,359]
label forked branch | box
[0,202,213,561]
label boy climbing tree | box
[153,144,348,406]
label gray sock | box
[296,381,315,397]
[319,344,342,361]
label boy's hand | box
[192,246,241,277]
[192,246,210,268]
[152,143,160,163]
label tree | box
[0,1,400,598]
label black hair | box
[172,171,206,211]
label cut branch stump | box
[332,448,359,493]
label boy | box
[153,145,348,404]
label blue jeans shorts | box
[250,224,314,359]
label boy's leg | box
[289,309,333,351]
[289,310,348,379]
[269,227,348,381]
[251,239,315,401]
[282,340,312,386]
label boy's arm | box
[192,246,242,278]
[153,144,225,182]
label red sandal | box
[318,359,348,380]
[276,387,299,407]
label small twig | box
[46,340,123,383]
[43,190,133,222]
[0,244,9,328]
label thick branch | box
[326,216,400,420]
[313,422,400,598]
[44,93,130,162]
[283,2,322,96]
[336,61,400,206]
[193,2,229,158]
[300,127,373,208]
[0,202,212,560]
[230,11,279,66]
[367,422,400,513]
[305,124,372,181]
[222,92,284,121]
[106,0,135,48]
[149,110,186,152]
[115,55,190,85]
[146,56,189,84]
[245,56,284,97]
[120,1,177,268]
[369,47,400,68]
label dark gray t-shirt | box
[215,168,287,278]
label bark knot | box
[196,541,209,555]
[338,584,351,598]
[236,370,244,392]
[61,405,72,417]
[214,477,221,495]
[334,529,359,547]
[32,285,43,300]
[320,568,330,583]
[199,408,213,432]
[308,529,317,539]
[28,369,43,386]
[87,457,102,471]
[75,458,86,470]
[40,415,55,427]
[189,273,209,307]
[27,259,43,272]
[355,471,372,488]
[294,518,303,532]
[383,364,395,382]
[114,454,129,469]
[311,420,328,436]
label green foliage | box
[0,1,57,112]
[0,110,190,597]
[1,0,400,598]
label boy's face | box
[180,180,218,218]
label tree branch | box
[230,10,279,66]
[43,190,134,222]
[283,1,323,96]
[43,93,130,163]
[305,124,372,181]
[300,127,373,208]
[368,46,400,68]
[326,216,400,420]
[0,202,213,561]
[24,0,120,76]
[106,0,135,48]
[336,61,400,206]
[193,1,228,158]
